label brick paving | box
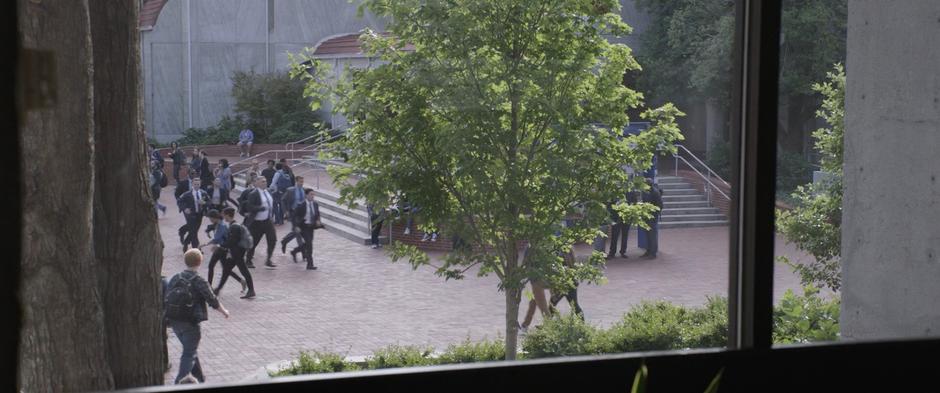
[156,189,811,385]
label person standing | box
[242,176,278,269]
[190,149,203,179]
[215,207,256,298]
[178,178,209,252]
[280,176,307,257]
[238,128,254,157]
[199,151,213,190]
[640,177,663,258]
[217,158,234,192]
[164,249,230,384]
[607,190,638,259]
[199,210,246,294]
[169,141,186,182]
[293,188,323,270]
[367,204,386,249]
[261,160,276,187]
[175,165,193,245]
[549,250,584,319]
[150,160,168,217]
[148,143,163,166]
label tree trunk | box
[503,246,523,360]
[88,0,165,388]
[504,285,523,360]
[17,0,114,391]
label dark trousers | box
[247,219,277,263]
[550,286,584,319]
[169,320,205,384]
[172,163,181,182]
[608,222,630,255]
[300,226,315,265]
[207,248,241,286]
[282,222,305,249]
[272,191,284,225]
[370,217,384,245]
[217,247,254,294]
[183,214,203,249]
[644,214,659,255]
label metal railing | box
[672,144,731,204]
[231,132,348,187]
[285,128,341,151]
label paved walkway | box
[156,190,812,385]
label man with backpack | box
[214,207,257,298]
[640,177,663,259]
[164,249,230,384]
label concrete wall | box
[841,1,940,340]
[142,0,386,142]
[141,1,648,143]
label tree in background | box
[292,0,684,359]
[177,71,327,145]
[635,0,845,172]
[776,64,845,292]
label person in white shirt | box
[292,188,323,270]
[241,177,279,269]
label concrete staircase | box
[656,176,729,229]
[232,162,385,245]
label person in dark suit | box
[178,178,210,252]
[607,189,638,259]
[175,165,193,245]
[640,177,663,258]
[199,151,212,190]
[205,178,230,213]
[292,188,322,270]
[241,176,278,269]
[279,176,307,256]
[260,160,276,187]
[216,207,256,299]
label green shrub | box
[600,302,689,353]
[176,115,245,146]
[522,312,600,358]
[680,296,728,349]
[774,286,841,344]
[705,140,732,180]
[776,149,814,196]
[365,345,437,369]
[438,337,506,364]
[271,351,360,376]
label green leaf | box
[703,368,724,393]
[631,363,648,393]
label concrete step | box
[660,207,721,215]
[319,215,387,245]
[663,201,712,209]
[663,195,707,202]
[660,213,727,222]
[318,206,371,234]
[657,182,693,190]
[660,188,701,196]
[656,176,686,184]
[659,220,729,229]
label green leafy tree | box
[776,64,844,291]
[291,0,683,359]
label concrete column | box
[841,0,940,340]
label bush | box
[522,313,600,358]
[438,337,506,364]
[600,302,690,353]
[705,140,732,180]
[174,71,325,146]
[680,296,728,349]
[776,149,814,195]
[365,345,436,369]
[271,351,360,376]
[774,286,841,344]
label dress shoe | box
[306,263,317,270]
[605,253,615,260]
[240,280,248,293]
[290,250,299,263]
[281,239,288,254]
[246,262,256,269]
[620,252,628,259]
[264,260,277,269]
[240,291,256,299]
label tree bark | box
[88,0,165,388]
[17,0,114,391]
[503,247,522,360]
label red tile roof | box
[313,32,415,57]
[139,0,169,31]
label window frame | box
[10,1,940,392]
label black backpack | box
[229,222,254,249]
[164,273,196,322]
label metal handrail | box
[673,155,731,202]
[674,144,731,187]
[285,128,341,151]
